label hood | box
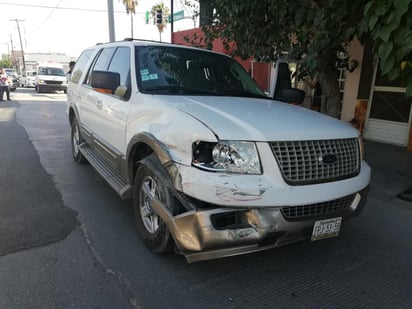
[167,95,358,141]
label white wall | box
[341,38,364,121]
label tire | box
[71,119,87,164]
[133,155,177,254]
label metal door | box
[364,66,412,146]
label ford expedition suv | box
[66,39,370,263]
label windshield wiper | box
[220,89,267,99]
[143,85,221,95]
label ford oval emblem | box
[322,154,337,164]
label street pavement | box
[0,99,78,256]
[0,99,132,309]
[0,91,412,308]
[364,139,412,203]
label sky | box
[0,0,197,58]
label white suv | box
[67,39,370,263]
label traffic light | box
[145,11,149,24]
[156,9,163,24]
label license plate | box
[311,217,342,241]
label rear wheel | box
[71,119,87,164]
[133,155,176,254]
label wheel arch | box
[126,132,179,187]
[68,104,80,127]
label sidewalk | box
[364,140,412,203]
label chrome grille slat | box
[281,194,356,220]
[270,138,360,185]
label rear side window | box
[71,49,94,84]
[94,48,116,71]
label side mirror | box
[91,70,120,94]
[276,88,305,104]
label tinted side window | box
[94,47,116,71]
[84,47,115,86]
[71,49,94,84]
[108,47,131,100]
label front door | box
[364,66,412,146]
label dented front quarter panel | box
[126,94,217,166]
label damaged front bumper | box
[149,186,369,263]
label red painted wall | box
[173,28,270,92]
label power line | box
[32,0,63,34]
[0,1,146,14]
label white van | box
[35,62,67,93]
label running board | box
[79,144,132,199]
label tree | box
[362,0,412,96]
[121,0,138,37]
[0,55,12,69]
[151,3,170,42]
[194,0,412,118]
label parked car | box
[4,68,19,91]
[67,39,371,263]
[21,70,36,88]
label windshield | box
[5,69,17,77]
[38,67,65,76]
[135,46,266,98]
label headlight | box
[192,140,261,174]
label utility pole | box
[171,0,174,43]
[107,0,115,42]
[10,19,26,74]
[10,34,16,69]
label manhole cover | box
[397,187,412,202]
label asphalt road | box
[1,88,412,309]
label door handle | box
[95,100,103,109]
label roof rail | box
[122,38,167,44]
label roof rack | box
[122,38,167,44]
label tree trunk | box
[317,69,341,119]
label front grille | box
[270,138,360,185]
[45,80,63,85]
[281,194,356,220]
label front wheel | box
[71,119,87,164]
[133,155,177,254]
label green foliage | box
[0,56,12,68]
[193,0,412,100]
[363,0,412,95]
